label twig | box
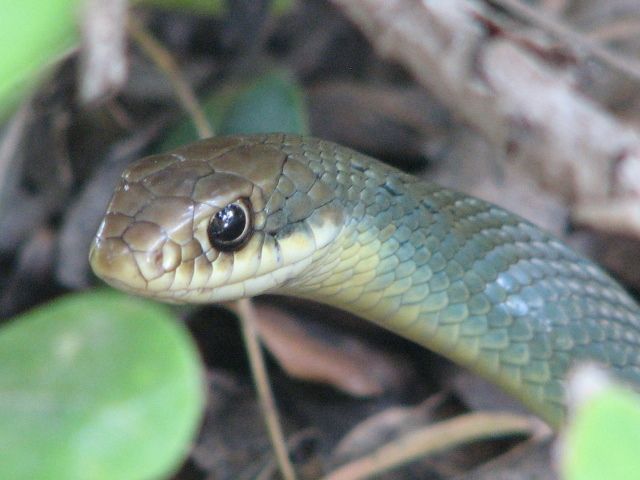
[127,15,213,138]
[322,412,548,480]
[586,18,640,44]
[254,429,318,480]
[487,0,640,81]
[79,0,128,104]
[235,299,298,480]
[0,101,31,197]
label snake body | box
[90,134,640,426]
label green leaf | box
[0,290,204,480]
[215,70,308,136]
[562,384,640,480]
[137,0,295,16]
[137,0,226,15]
[0,0,81,118]
[160,69,308,150]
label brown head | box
[89,134,344,302]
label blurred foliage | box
[0,0,80,119]
[138,0,225,15]
[561,381,640,480]
[160,69,308,150]
[0,290,204,480]
[0,0,296,119]
[138,0,294,16]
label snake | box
[89,133,640,427]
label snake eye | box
[207,199,252,252]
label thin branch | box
[127,15,213,138]
[0,102,31,197]
[323,412,548,480]
[79,0,128,104]
[488,0,640,81]
[586,18,640,44]
[235,299,298,480]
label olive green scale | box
[271,135,640,426]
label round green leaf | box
[215,70,308,136]
[160,69,308,150]
[0,290,204,480]
[562,385,640,480]
[0,0,80,118]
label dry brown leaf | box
[253,303,407,397]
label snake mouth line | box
[92,240,318,304]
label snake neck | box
[278,167,640,427]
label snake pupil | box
[207,200,251,251]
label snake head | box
[89,135,345,303]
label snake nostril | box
[161,241,182,272]
[136,243,181,275]
[153,250,162,267]
[132,249,167,281]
